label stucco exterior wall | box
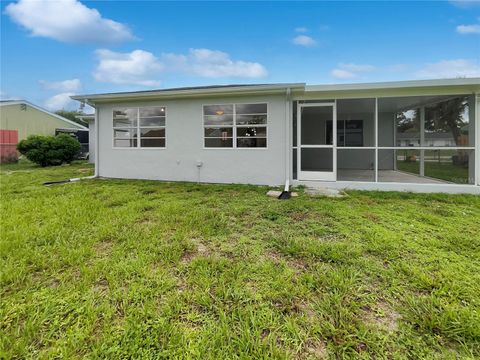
[96,94,288,185]
[0,103,84,141]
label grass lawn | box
[396,160,470,184]
[1,161,480,359]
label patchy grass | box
[1,161,479,359]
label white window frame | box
[112,106,167,149]
[202,103,235,149]
[203,102,268,149]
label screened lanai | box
[293,93,477,186]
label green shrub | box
[17,134,81,167]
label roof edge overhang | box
[305,78,480,93]
[71,83,306,105]
[300,78,480,100]
[71,78,480,106]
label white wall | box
[96,94,287,185]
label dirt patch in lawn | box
[318,233,342,242]
[265,250,309,273]
[361,301,400,332]
[181,239,209,263]
[290,211,312,222]
[93,277,109,294]
[93,239,114,255]
[136,215,156,225]
[297,339,328,359]
[363,212,380,222]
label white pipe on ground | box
[69,175,96,182]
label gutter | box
[93,103,99,178]
[71,83,305,104]
[305,77,480,92]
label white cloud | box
[93,49,163,86]
[295,27,308,33]
[39,79,82,92]
[330,69,356,79]
[337,63,376,72]
[5,0,134,44]
[456,24,480,34]
[0,91,19,100]
[292,35,316,47]
[44,92,77,110]
[330,63,375,79]
[93,48,267,85]
[415,59,480,78]
[449,0,480,8]
[167,48,268,78]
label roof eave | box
[306,78,480,93]
[71,83,306,104]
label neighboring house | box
[0,100,87,141]
[396,132,459,147]
[72,78,480,194]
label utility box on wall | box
[0,129,18,164]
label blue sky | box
[1,0,479,111]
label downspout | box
[93,101,99,178]
[475,92,479,186]
[420,106,425,177]
[278,88,292,199]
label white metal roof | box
[71,83,306,105]
[305,78,480,92]
[70,78,480,105]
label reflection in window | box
[113,107,166,148]
[204,103,267,148]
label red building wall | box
[0,130,19,164]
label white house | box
[72,78,480,194]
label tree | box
[396,110,420,133]
[55,110,87,127]
[425,97,468,146]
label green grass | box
[397,160,470,184]
[1,160,480,359]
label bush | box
[17,134,81,167]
